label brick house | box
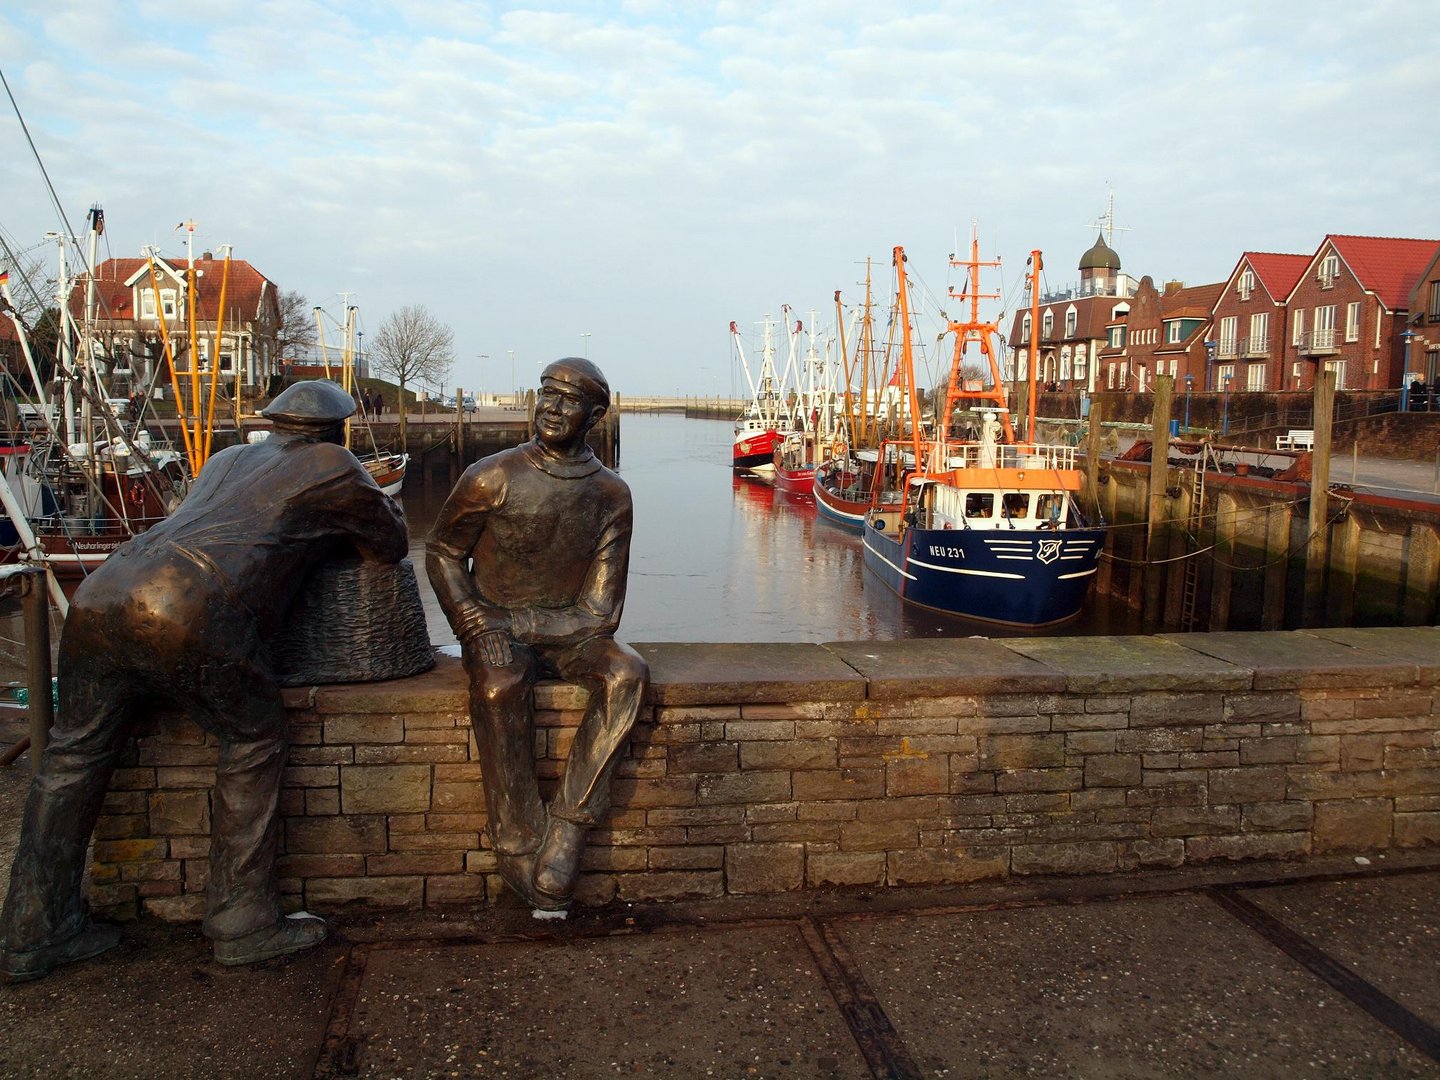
[1282,235,1440,391]
[71,252,282,398]
[1405,246,1440,388]
[1011,233,1139,393]
[1210,252,1309,392]
[1095,277,1221,393]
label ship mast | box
[941,226,1014,445]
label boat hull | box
[733,429,782,472]
[862,520,1105,626]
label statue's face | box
[535,379,601,451]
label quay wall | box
[87,628,1440,922]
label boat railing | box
[931,441,1080,472]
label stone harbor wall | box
[88,628,1440,922]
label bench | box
[1276,429,1314,451]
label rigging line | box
[0,65,83,255]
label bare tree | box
[369,304,454,445]
[275,289,318,362]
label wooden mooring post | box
[1303,371,1336,627]
[1143,376,1174,625]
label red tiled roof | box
[1243,253,1309,301]
[1161,282,1223,318]
[1328,235,1440,310]
[74,255,275,325]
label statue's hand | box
[468,628,514,668]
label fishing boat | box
[861,238,1105,627]
[1,209,192,579]
[813,265,901,529]
[729,313,797,473]
[313,300,408,494]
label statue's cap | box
[540,357,610,412]
[261,379,356,428]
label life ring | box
[127,480,146,507]
[832,440,844,459]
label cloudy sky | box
[2,1,1435,397]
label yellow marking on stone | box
[882,737,931,761]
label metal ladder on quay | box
[1179,447,1209,631]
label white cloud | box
[2,0,1438,395]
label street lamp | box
[1204,339,1216,391]
[1184,374,1194,432]
[1221,373,1233,436]
[581,332,592,358]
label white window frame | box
[1247,363,1266,391]
[1042,311,1054,339]
[1166,321,1182,344]
[1218,315,1238,357]
[1292,309,1305,346]
[1345,301,1360,342]
[1249,312,1269,355]
[1238,269,1254,300]
[1324,358,1346,390]
[1064,308,1077,338]
[1319,254,1339,289]
[1020,313,1031,344]
[140,289,156,318]
[1314,304,1337,349]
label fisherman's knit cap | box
[541,357,610,412]
[261,379,357,429]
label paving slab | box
[0,920,340,1078]
[1159,630,1425,690]
[1000,634,1251,693]
[1245,871,1440,1029]
[343,923,870,1078]
[831,893,1433,1078]
[821,638,1065,698]
[1303,627,1440,681]
[633,642,867,705]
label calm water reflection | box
[402,413,1141,647]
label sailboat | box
[860,235,1105,627]
[313,302,407,496]
[1,208,191,579]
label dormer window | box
[1042,311,1054,339]
[1319,254,1339,289]
[1064,308,1077,337]
[1020,313,1031,343]
[1238,269,1254,300]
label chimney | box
[1164,280,1184,296]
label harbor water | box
[402,412,1142,647]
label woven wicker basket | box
[270,557,434,686]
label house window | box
[1166,321,1182,344]
[1108,326,1124,348]
[1020,314,1031,343]
[1042,311,1054,339]
[1060,346,1072,381]
[220,351,236,374]
[1248,312,1269,355]
[1218,316,1238,357]
[1118,362,1128,389]
[159,290,178,319]
[1292,308,1305,346]
[1247,363,1266,391]
[1429,281,1440,322]
[1319,254,1339,288]
[140,290,156,318]
[1218,363,1235,387]
[1238,269,1254,300]
[1314,304,1337,349]
[1324,358,1346,390]
[1107,363,1117,389]
[1064,309,1077,337]
[1345,301,1360,342]
[1074,344,1088,381]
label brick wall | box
[89,629,1440,921]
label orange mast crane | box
[940,228,1015,445]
